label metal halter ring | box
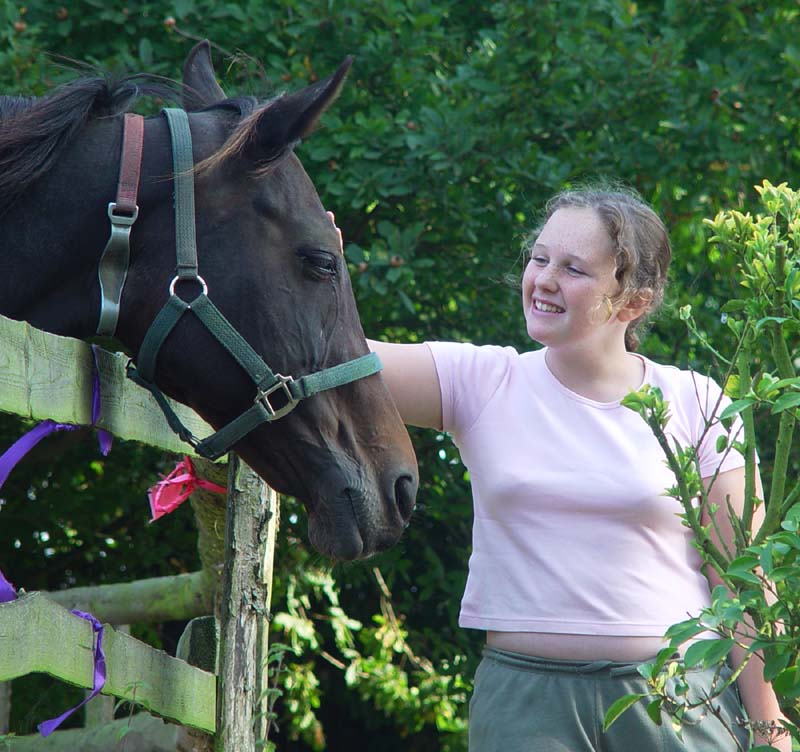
[169,274,208,299]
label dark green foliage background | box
[1,1,799,748]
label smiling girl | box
[335,187,787,751]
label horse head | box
[0,42,418,560]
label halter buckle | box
[255,374,299,420]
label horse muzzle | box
[305,459,418,561]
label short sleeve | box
[425,342,516,439]
[684,371,748,478]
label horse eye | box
[297,249,338,279]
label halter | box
[108,107,381,460]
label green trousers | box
[469,647,749,752]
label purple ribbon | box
[0,570,107,736]
[0,569,16,603]
[0,346,112,489]
[90,347,113,456]
[38,610,107,736]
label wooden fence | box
[0,313,279,751]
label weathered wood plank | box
[0,593,215,732]
[3,712,179,751]
[215,458,279,751]
[0,314,213,456]
[44,571,211,625]
[0,679,9,734]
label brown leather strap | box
[96,113,144,335]
[113,113,144,216]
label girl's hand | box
[327,210,343,253]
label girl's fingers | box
[327,210,343,252]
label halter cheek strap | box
[97,113,144,336]
[125,108,382,460]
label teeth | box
[534,300,564,313]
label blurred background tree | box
[1,1,799,749]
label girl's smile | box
[531,298,565,314]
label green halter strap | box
[126,108,382,460]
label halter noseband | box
[114,107,381,460]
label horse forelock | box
[0,74,180,213]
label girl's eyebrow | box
[532,242,587,264]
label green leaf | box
[720,299,746,313]
[769,565,799,582]
[771,378,800,391]
[726,554,759,581]
[759,545,773,575]
[664,620,707,645]
[683,638,734,668]
[773,666,800,697]
[398,290,416,316]
[720,398,756,420]
[138,38,153,67]
[754,316,790,333]
[645,699,663,726]
[603,693,646,731]
[764,649,791,681]
[771,392,800,414]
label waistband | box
[482,646,666,678]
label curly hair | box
[523,185,672,351]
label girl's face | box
[521,207,627,351]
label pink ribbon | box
[148,455,226,521]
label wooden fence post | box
[0,680,10,734]
[215,455,279,751]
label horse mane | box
[0,74,180,211]
[195,94,291,177]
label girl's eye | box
[298,249,338,279]
[567,266,584,276]
[531,256,547,266]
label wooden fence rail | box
[0,313,212,454]
[0,313,278,751]
[0,593,216,732]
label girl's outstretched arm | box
[367,340,442,430]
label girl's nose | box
[536,266,558,291]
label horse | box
[0,41,418,561]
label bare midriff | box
[487,631,676,662]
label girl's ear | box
[616,289,653,323]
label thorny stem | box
[649,424,729,576]
[736,340,758,539]
[689,320,749,555]
[780,477,800,513]
[757,249,797,543]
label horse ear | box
[251,57,353,160]
[182,40,227,111]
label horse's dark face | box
[0,43,418,560]
[130,48,418,560]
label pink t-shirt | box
[427,342,745,637]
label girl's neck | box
[544,344,645,402]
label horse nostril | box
[394,474,417,522]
